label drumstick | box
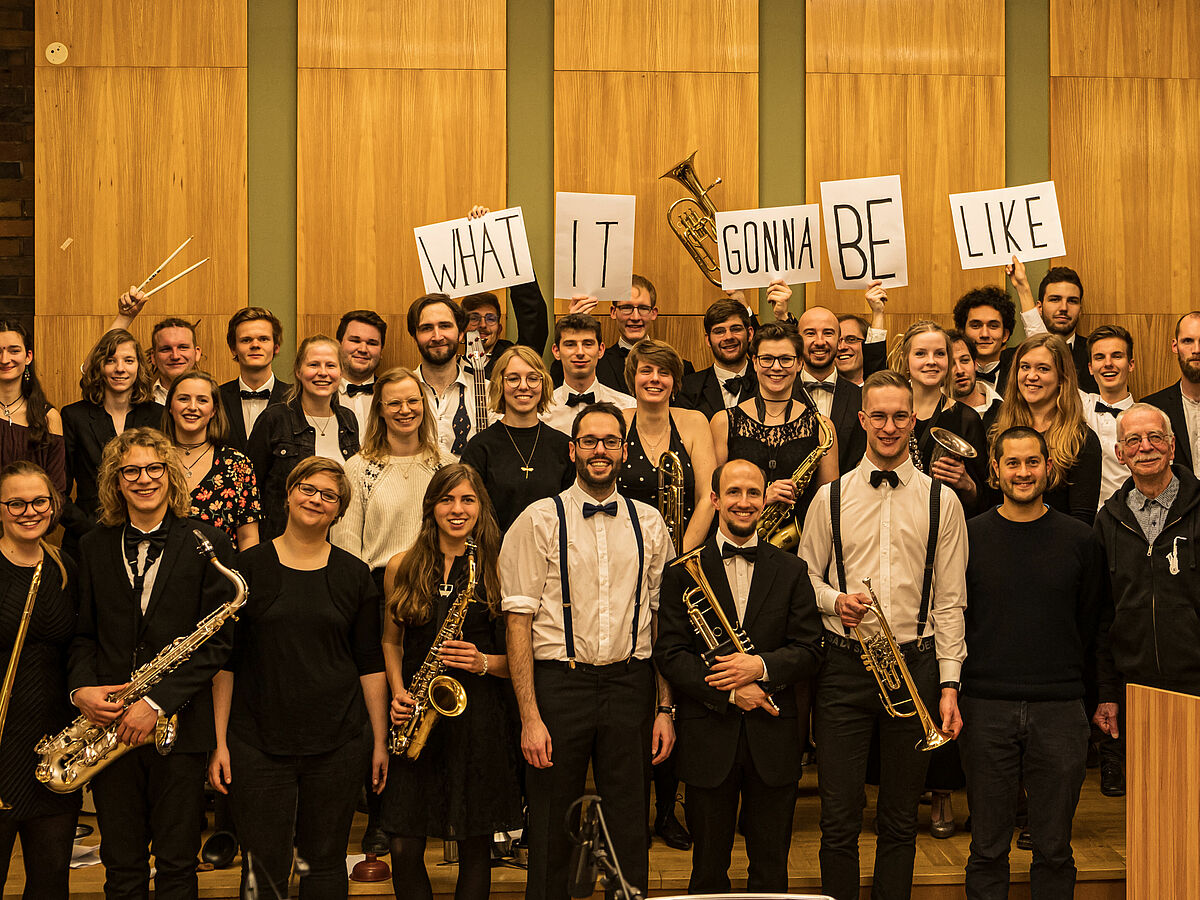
[143,257,209,298]
[136,236,193,292]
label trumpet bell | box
[928,427,978,466]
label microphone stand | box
[566,795,643,900]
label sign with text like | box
[714,205,820,290]
[949,181,1067,270]
[820,175,908,289]
[414,208,535,298]
[554,192,636,302]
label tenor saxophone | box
[756,385,835,551]
[390,539,478,760]
[35,530,247,793]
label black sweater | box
[962,507,1103,701]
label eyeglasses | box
[840,335,864,346]
[754,354,798,370]
[118,463,167,482]
[612,304,654,316]
[467,313,500,327]
[502,374,543,388]
[382,399,422,412]
[865,412,914,429]
[1121,432,1172,451]
[294,482,340,504]
[573,436,625,451]
[1,496,51,515]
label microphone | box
[567,795,601,898]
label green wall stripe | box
[247,0,298,373]
[507,0,556,354]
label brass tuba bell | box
[660,150,723,286]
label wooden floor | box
[5,769,1126,898]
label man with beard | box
[1142,311,1200,474]
[678,298,757,419]
[798,306,867,471]
[501,402,676,900]
[1020,267,1098,394]
[959,426,1102,898]
[655,458,825,892]
[336,309,387,435]
[949,331,1003,432]
[407,294,492,458]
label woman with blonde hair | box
[991,333,1101,523]
[460,345,573,532]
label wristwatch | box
[656,704,677,721]
[940,680,961,692]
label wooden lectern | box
[1126,683,1200,899]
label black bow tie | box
[344,382,374,397]
[582,501,618,519]
[124,527,168,555]
[566,391,595,408]
[1094,402,1122,418]
[721,542,758,563]
[803,380,835,394]
[975,367,998,386]
[869,469,900,489]
[722,375,747,396]
[239,388,270,400]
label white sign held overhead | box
[714,205,821,290]
[554,192,637,302]
[820,175,908,289]
[414,208,535,298]
[949,181,1067,270]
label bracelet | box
[940,680,960,692]
[479,653,489,676]
[656,704,676,721]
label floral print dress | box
[190,444,262,550]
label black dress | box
[912,400,989,516]
[727,399,824,524]
[459,421,574,532]
[0,554,79,820]
[619,413,696,537]
[1044,427,1103,526]
[379,556,522,840]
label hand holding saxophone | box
[114,699,158,746]
[438,639,486,674]
[764,479,797,507]
[835,592,873,629]
[390,688,416,726]
[72,683,128,726]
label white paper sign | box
[820,175,908,289]
[948,181,1067,269]
[554,192,636,302]
[714,205,820,290]
[414,207,535,298]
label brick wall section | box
[0,0,33,329]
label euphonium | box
[854,577,948,752]
[658,450,686,552]
[757,385,835,551]
[390,539,477,759]
[0,558,43,809]
[660,150,723,286]
[35,531,248,793]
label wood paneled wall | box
[34,0,247,408]
[553,0,758,369]
[296,0,506,373]
[804,0,1006,337]
[1051,0,1200,398]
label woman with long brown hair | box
[379,463,521,900]
[0,321,64,495]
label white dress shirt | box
[712,363,749,410]
[237,374,276,436]
[1080,390,1134,508]
[1181,386,1200,472]
[415,361,493,458]
[967,381,1002,421]
[338,377,376,436]
[1020,307,1048,339]
[800,370,838,418]
[501,483,674,665]
[152,379,168,406]
[798,457,969,682]
[714,530,768,683]
[541,378,636,435]
[124,520,168,713]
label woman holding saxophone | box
[380,463,521,900]
[0,462,75,900]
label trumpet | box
[658,450,686,552]
[854,578,948,752]
[0,558,43,809]
[660,151,723,286]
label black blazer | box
[1142,381,1194,473]
[60,400,164,549]
[218,377,292,453]
[1070,333,1098,394]
[826,377,867,473]
[67,515,237,753]
[677,366,757,420]
[654,539,825,789]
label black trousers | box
[959,697,1088,899]
[90,746,207,900]
[0,809,77,900]
[685,723,797,894]
[815,642,938,900]
[525,660,654,900]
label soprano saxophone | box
[390,539,478,760]
[35,530,247,793]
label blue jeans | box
[959,696,1088,899]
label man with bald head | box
[1142,311,1200,474]
[798,306,867,471]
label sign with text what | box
[714,205,820,290]
[949,181,1067,270]
[554,192,636,302]
[820,175,908,289]
[414,207,535,298]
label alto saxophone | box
[390,539,478,760]
[757,385,835,551]
[35,530,247,793]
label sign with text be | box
[714,205,820,290]
[414,208,535,298]
[949,181,1067,269]
[554,192,636,302]
[820,175,908,289]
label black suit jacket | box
[1142,380,1195,473]
[218,377,292,452]
[677,366,757,419]
[1070,333,1099,394]
[654,539,825,789]
[819,377,868,473]
[68,515,237,753]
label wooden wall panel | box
[1051,0,1200,79]
[298,0,505,69]
[807,0,1004,75]
[35,0,246,67]
[804,72,1005,319]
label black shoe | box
[1016,827,1033,851]
[1100,760,1126,797]
[361,825,389,855]
[654,808,692,851]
